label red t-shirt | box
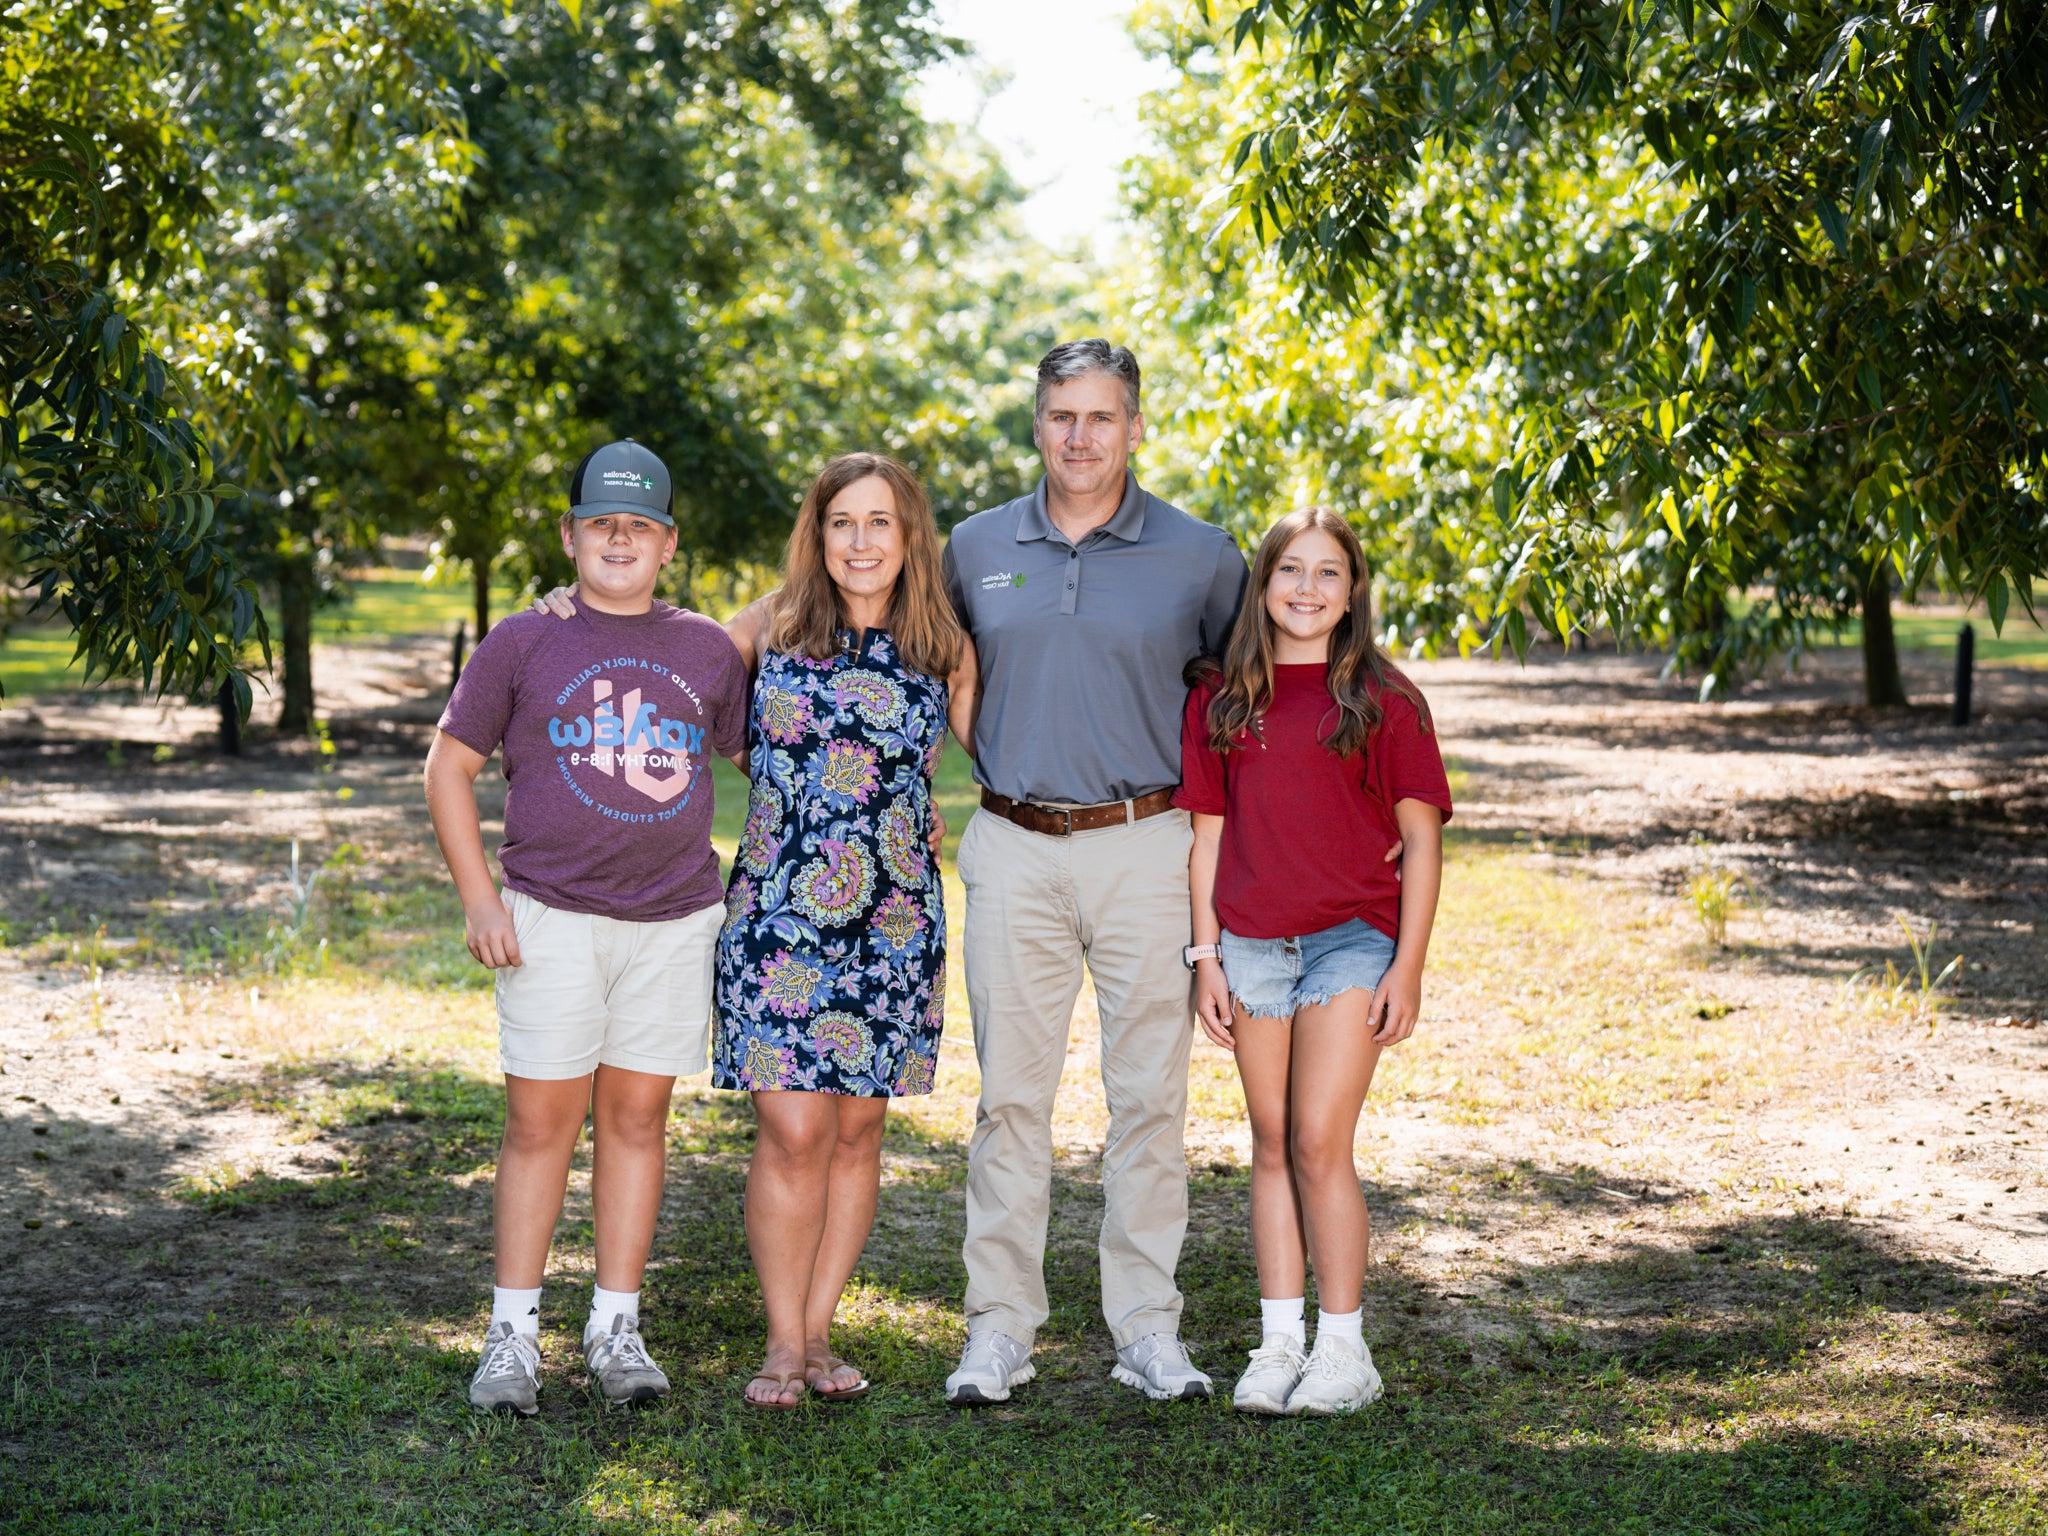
[1172,664,1452,941]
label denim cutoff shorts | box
[1220,917,1397,1020]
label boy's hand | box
[465,893,523,969]
[1383,836,1403,863]
[1194,958,1234,1051]
[1366,959,1421,1045]
[531,584,578,620]
[929,803,946,856]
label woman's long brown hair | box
[1206,506,1433,755]
[766,452,964,680]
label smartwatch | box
[1182,943,1220,970]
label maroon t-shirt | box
[1173,664,1453,941]
[438,598,748,922]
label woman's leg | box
[1232,1005,1307,1303]
[494,1074,593,1287]
[744,1091,838,1404]
[589,1065,678,1292]
[1286,990,1385,1313]
[803,1096,889,1390]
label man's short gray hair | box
[1034,339,1141,419]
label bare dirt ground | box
[0,632,2042,1361]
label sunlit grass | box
[0,569,524,699]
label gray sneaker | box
[584,1313,670,1408]
[944,1330,1034,1407]
[469,1322,541,1415]
[1112,1332,1213,1401]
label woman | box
[539,452,975,1408]
[716,453,974,1406]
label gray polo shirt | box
[942,472,1248,805]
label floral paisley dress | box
[712,629,947,1097]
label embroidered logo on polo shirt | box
[980,571,1027,590]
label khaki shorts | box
[495,889,720,1080]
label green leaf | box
[1858,363,1883,411]
[1985,574,2009,633]
[1658,488,1685,544]
[1816,199,1849,254]
[558,0,583,26]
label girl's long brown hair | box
[766,452,964,680]
[1206,506,1433,755]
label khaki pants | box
[956,806,1196,1349]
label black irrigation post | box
[1952,623,1975,728]
[451,621,467,692]
[217,677,241,757]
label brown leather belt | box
[980,787,1177,837]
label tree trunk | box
[277,556,316,734]
[1861,565,1907,708]
[472,553,491,642]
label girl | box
[1172,506,1450,1416]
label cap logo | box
[600,468,656,491]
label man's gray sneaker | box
[583,1313,670,1408]
[1111,1333,1213,1401]
[469,1321,541,1416]
[945,1330,1034,1407]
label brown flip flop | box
[744,1369,807,1411]
[806,1354,870,1403]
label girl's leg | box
[744,1091,838,1404]
[1232,1005,1307,1303]
[1286,990,1385,1313]
[589,1065,678,1293]
[494,1073,593,1287]
[803,1095,889,1391]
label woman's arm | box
[424,731,522,969]
[725,595,774,677]
[1189,811,1233,1050]
[1366,798,1445,1045]
[946,634,979,758]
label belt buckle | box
[1056,806,1074,835]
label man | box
[941,340,1248,1404]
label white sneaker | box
[583,1314,670,1408]
[1232,1333,1307,1415]
[469,1322,541,1415]
[1111,1332,1213,1401]
[945,1330,1034,1407]
[1285,1334,1383,1415]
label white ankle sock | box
[492,1285,542,1337]
[587,1285,639,1341]
[1316,1307,1364,1349]
[1260,1296,1306,1346]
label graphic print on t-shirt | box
[545,655,712,825]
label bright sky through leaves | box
[921,0,1172,257]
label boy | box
[425,439,747,1412]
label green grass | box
[3,572,2041,1531]
[3,808,2040,1532]
[0,569,524,698]
[6,1056,2037,1535]
[1812,608,2048,669]
[313,570,526,643]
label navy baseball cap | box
[568,439,673,526]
